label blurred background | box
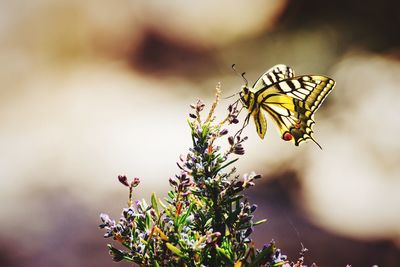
[1,0,400,266]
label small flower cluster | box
[99,84,309,266]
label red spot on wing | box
[283,132,293,141]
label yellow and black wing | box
[257,75,335,147]
[252,64,295,91]
[251,107,267,139]
[248,64,295,139]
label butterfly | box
[238,64,335,148]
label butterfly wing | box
[274,75,335,113]
[258,75,335,147]
[251,108,267,139]
[252,64,295,91]
[259,93,300,140]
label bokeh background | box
[1,0,400,266]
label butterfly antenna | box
[232,64,248,86]
[231,64,239,74]
[241,72,248,86]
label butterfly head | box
[239,86,252,108]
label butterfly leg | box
[234,113,251,139]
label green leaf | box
[159,199,167,210]
[166,243,184,257]
[136,217,146,231]
[235,198,240,212]
[107,244,133,262]
[214,158,239,174]
[204,217,213,228]
[151,192,160,216]
[272,262,288,267]
[177,203,194,229]
[163,205,173,218]
[201,124,209,139]
[187,119,194,130]
[253,219,267,226]
[142,199,149,209]
[145,210,151,230]
[167,191,175,200]
[195,210,207,226]
[216,246,234,265]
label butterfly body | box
[239,64,335,148]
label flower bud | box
[233,144,245,155]
[196,100,205,111]
[250,204,258,213]
[228,136,234,146]
[118,175,129,187]
[219,129,228,136]
[169,177,178,187]
[131,177,140,187]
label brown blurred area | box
[1,0,400,266]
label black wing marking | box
[258,76,335,147]
[252,64,295,91]
[273,75,335,113]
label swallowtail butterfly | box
[239,64,335,148]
